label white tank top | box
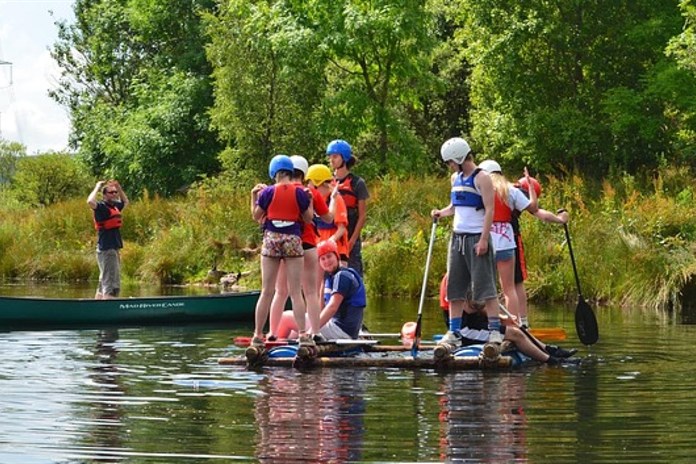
[453,204,485,234]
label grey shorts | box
[447,233,497,303]
[97,248,121,296]
[319,319,352,340]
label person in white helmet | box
[431,137,503,346]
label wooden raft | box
[220,352,513,370]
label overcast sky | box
[0,0,74,154]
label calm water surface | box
[1,284,696,463]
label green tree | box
[205,0,327,176]
[50,0,222,196]
[316,0,438,173]
[0,139,26,184]
[10,152,92,206]
[666,0,696,164]
[453,0,691,176]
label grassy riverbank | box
[2,169,695,311]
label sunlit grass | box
[1,168,696,311]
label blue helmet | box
[268,154,294,179]
[326,139,352,162]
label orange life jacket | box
[266,183,302,222]
[336,174,358,209]
[94,204,123,231]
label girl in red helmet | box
[276,240,366,340]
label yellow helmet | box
[306,164,334,187]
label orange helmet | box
[517,176,542,197]
[317,240,338,258]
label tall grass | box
[1,168,696,311]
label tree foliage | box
[50,0,222,196]
[205,0,328,175]
[314,0,439,174]
[452,0,696,176]
[49,0,696,185]
[10,153,92,206]
[0,139,26,184]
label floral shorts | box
[261,231,304,259]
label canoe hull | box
[0,291,259,330]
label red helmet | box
[317,240,338,258]
[517,176,542,197]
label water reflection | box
[439,371,528,462]
[4,284,696,463]
[574,360,599,463]
[254,369,368,463]
[85,329,124,463]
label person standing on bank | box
[326,139,369,276]
[87,180,129,300]
[431,137,503,346]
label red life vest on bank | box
[94,204,123,231]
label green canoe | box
[0,291,259,330]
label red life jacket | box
[336,174,358,209]
[266,183,302,221]
[492,193,512,222]
[94,204,123,230]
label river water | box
[1,284,696,463]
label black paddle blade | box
[575,296,599,345]
[411,314,423,358]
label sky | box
[0,0,74,154]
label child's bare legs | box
[515,281,529,325]
[497,257,520,320]
[254,256,282,338]
[503,326,549,362]
[268,260,288,337]
[284,256,307,334]
[302,248,321,334]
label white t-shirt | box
[490,186,531,251]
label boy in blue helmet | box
[326,139,369,277]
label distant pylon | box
[0,60,12,139]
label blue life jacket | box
[450,168,483,209]
[324,267,367,308]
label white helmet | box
[478,159,502,174]
[290,155,309,176]
[440,137,471,164]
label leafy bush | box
[10,152,92,206]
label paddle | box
[497,303,545,352]
[412,218,438,358]
[563,222,599,345]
